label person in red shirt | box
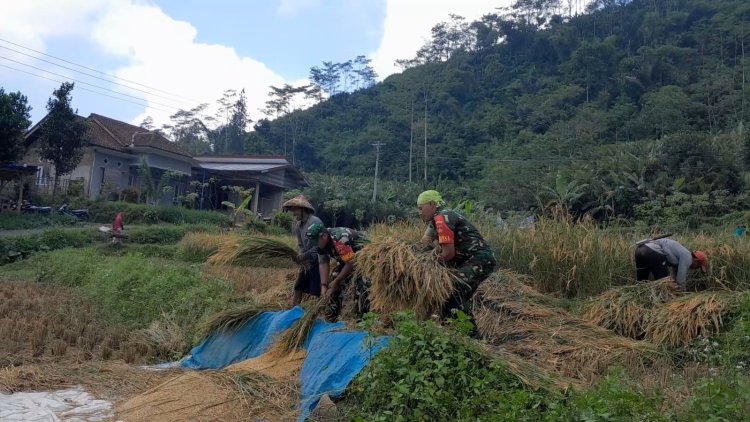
[111,212,125,244]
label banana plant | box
[222,191,255,226]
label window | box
[36,167,44,186]
[117,161,122,167]
[103,158,108,164]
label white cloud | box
[0,0,104,51]
[0,0,291,128]
[90,0,286,126]
[277,0,321,17]
[369,0,512,80]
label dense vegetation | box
[248,0,750,223]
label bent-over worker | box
[634,238,708,289]
[306,223,369,321]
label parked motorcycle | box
[58,203,90,221]
[18,201,52,215]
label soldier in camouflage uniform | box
[306,223,370,321]
[418,190,497,320]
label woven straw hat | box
[282,195,315,212]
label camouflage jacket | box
[425,207,493,263]
[317,227,365,264]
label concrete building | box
[23,113,307,216]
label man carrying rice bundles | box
[418,190,497,322]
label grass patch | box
[3,248,233,350]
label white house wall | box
[89,151,134,198]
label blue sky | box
[156,0,386,81]
[0,0,504,127]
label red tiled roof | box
[88,113,191,158]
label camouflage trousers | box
[441,250,497,319]
[325,262,371,322]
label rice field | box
[3,216,750,420]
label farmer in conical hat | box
[306,223,369,321]
[283,195,324,306]
[634,237,708,289]
[418,190,496,322]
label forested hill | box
[249,0,749,219]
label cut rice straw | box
[270,297,329,357]
[356,235,455,318]
[208,236,302,268]
[474,271,660,383]
[645,292,739,348]
[581,279,682,339]
[198,302,280,340]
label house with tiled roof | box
[23,113,194,202]
[23,113,308,215]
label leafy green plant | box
[347,313,547,421]
[680,375,750,421]
[222,193,254,226]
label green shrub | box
[348,313,547,421]
[271,211,294,232]
[126,224,217,245]
[680,375,750,421]
[545,371,669,421]
[0,212,79,230]
[245,216,268,234]
[78,200,230,226]
[0,228,99,264]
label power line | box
[0,54,183,112]
[0,43,194,107]
[0,63,177,114]
[0,37,196,102]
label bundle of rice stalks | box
[356,236,455,318]
[581,280,682,339]
[476,342,578,391]
[198,302,280,340]
[208,236,301,268]
[270,297,329,356]
[645,292,739,348]
[177,232,240,262]
[474,272,659,383]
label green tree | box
[38,82,88,197]
[639,85,690,138]
[0,88,31,164]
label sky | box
[0,0,509,129]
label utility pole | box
[372,142,385,202]
[409,93,414,183]
[424,88,428,181]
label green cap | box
[306,222,326,240]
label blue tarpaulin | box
[181,306,389,421]
[181,307,304,370]
[297,320,389,421]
